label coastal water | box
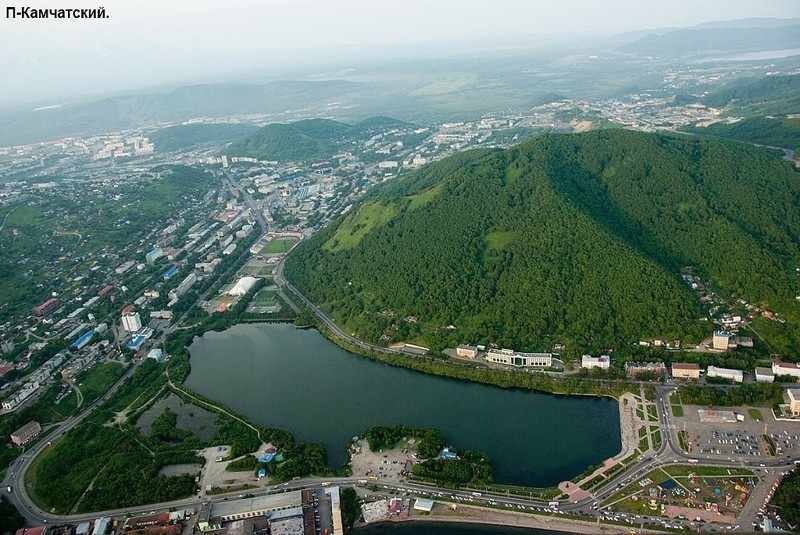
[186,323,620,487]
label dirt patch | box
[136,393,220,442]
[351,440,417,483]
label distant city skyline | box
[1,0,799,105]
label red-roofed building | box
[16,527,46,535]
[121,304,136,315]
[0,364,14,377]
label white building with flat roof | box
[707,366,743,383]
[755,367,774,383]
[772,360,800,380]
[485,348,552,367]
[581,355,610,370]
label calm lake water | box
[186,323,620,487]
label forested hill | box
[284,130,800,353]
[225,117,415,162]
[149,123,258,151]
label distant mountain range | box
[285,130,800,353]
[0,80,364,146]
[225,117,414,162]
[618,21,800,57]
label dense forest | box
[149,123,258,151]
[701,74,800,116]
[285,130,800,353]
[772,468,800,526]
[682,116,800,151]
[226,116,413,162]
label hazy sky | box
[1,0,799,105]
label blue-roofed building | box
[258,468,267,478]
[126,335,146,350]
[441,448,458,460]
[163,266,179,280]
[71,330,95,350]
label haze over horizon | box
[1,0,799,105]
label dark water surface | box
[186,323,620,486]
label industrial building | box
[671,362,701,379]
[707,365,743,383]
[11,421,41,446]
[122,312,142,333]
[581,355,610,370]
[456,345,478,359]
[199,491,304,531]
[485,348,552,367]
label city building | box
[581,355,610,370]
[712,331,730,350]
[33,297,60,316]
[121,311,142,333]
[10,420,41,446]
[485,348,552,367]
[772,360,800,380]
[146,247,164,264]
[624,362,667,379]
[169,272,197,301]
[755,367,775,383]
[707,365,744,383]
[786,388,800,416]
[456,345,478,359]
[671,362,701,380]
[788,389,800,416]
[147,348,164,362]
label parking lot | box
[673,405,800,464]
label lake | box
[186,323,620,487]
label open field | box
[263,238,298,254]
